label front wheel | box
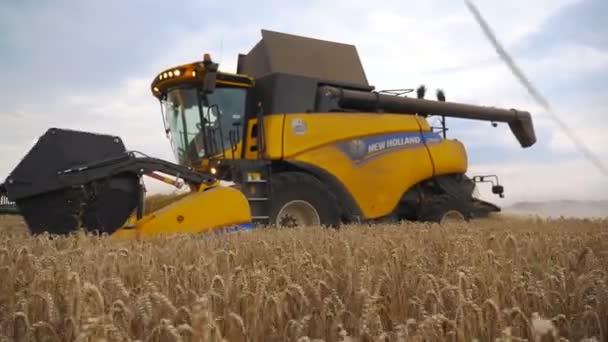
[269,172,341,228]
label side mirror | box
[202,53,218,94]
[492,185,504,198]
[472,174,505,198]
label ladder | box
[239,164,272,226]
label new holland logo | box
[367,136,422,154]
[338,132,442,165]
[348,139,367,160]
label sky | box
[0,0,607,207]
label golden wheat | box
[0,214,606,341]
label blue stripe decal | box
[337,131,442,166]
[210,222,255,236]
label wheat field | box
[0,214,606,342]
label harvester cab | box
[152,53,253,167]
[1,29,536,238]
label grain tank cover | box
[237,29,371,89]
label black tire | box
[418,194,473,224]
[269,172,341,227]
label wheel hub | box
[440,210,465,224]
[276,200,321,227]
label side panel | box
[279,113,438,219]
[111,186,252,239]
[417,117,468,175]
[427,139,468,175]
[238,112,468,220]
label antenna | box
[464,0,608,177]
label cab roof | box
[150,61,254,99]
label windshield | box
[162,86,247,165]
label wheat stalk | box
[0,216,606,340]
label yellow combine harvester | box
[0,30,536,238]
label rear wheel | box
[418,194,472,224]
[438,210,466,223]
[269,172,341,227]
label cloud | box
[0,75,180,193]
[514,0,608,53]
[0,78,167,156]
